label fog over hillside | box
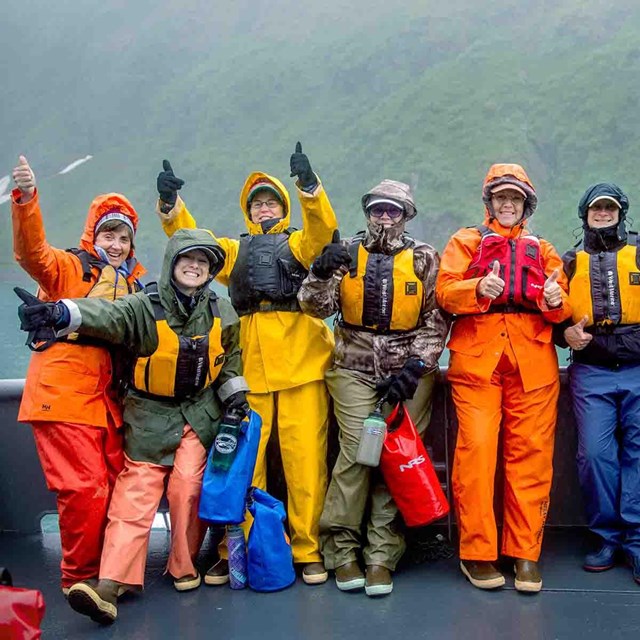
[1,0,639,375]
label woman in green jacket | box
[17,228,248,625]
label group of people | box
[9,146,640,625]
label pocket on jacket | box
[38,365,100,395]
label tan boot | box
[460,560,505,590]
[174,573,202,592]
[204,559,229,586]
[334,561,365,591]
[365,565,393,597]
[514,559,542,593]
[302,562,328,585]
[67,579,119,625]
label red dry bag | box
[379,403,449,527]
[0,569,45,640]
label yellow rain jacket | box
[158,172,337,393]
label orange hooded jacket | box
[12,189,146,427]
[435,164,572,392]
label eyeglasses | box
[367,205,404,219]
[492,194,525,205]
[250,199,281,211]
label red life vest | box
[464,225,546,311]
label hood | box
[578,182,629,250]
[239,172,292,235]
[361,179,417,221]
[159,228,226,309]
[481,164,538,228]
[79,193,139,258]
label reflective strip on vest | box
[340,243,423,331]
[133,317,225,398]
[570,245,640,326]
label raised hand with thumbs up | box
[564,316,593,351]
[289,141,317,190]
[157,159,185,206]
[543,269,563,308]
[477,260,505,300]
[310,230,351,280]
[12,156,36,202]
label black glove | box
[15,287,68,331]
[223,391,250,421]
[289,141,317,190]
[157,159,185,206]
[310,230,352,279]
[376,358,427,406]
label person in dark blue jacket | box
[556,183,640,586]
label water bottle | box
[356,400,387,467]
[227,525,248,590]
[211,408,244,472]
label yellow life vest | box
[133,290,225,398]
[570,242,640,327]
[339,240,423,332]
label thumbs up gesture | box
[477,261,505,300]
[289,141,317,190]
[157,159,185,206]
[564,315,593,351]
[12,156,36,202]
[310,229,352,280]
[543,269,563,308]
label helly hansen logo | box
[405,282,418,295]
[399,455,425,472]
[630,272,640,285]
[41,404,51,411]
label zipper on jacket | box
[508,239,517,304]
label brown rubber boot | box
[334,561,365,591]
[460,560,505,590]
[365,565,393,597]
[204,559,229,586]
[302,562,328,585]
[174,573,202,592]
[514,559,542,593]
[67,579,120,625]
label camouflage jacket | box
[298,236,450,381]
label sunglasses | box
[367,205,404,219]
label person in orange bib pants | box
[435,163,571,593]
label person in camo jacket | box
[298,179,450,597]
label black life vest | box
[228,231,308,316]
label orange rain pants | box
[451,342,559,562]
[99,426,207,586]
[32,420,123,589]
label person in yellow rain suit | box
[155,143,337,585]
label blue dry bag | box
[198,409,262,524]
[247,488,296,592]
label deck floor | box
[2,528,640,639]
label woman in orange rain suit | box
[435,163,571,593]
[10,155,145,594]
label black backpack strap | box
[347,241,360,278]
[66,248,101,283]
[628,230,640,269]
[207,289,220,317]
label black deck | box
[2,528,640,640]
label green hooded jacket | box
[60,228,246,465]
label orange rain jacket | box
[435,164,572,392]
[12,189,146,428]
